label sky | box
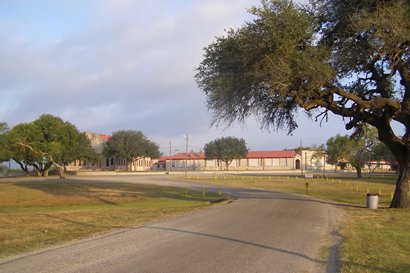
[0,0,356,155]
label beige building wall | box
[163,155,301,171]
[299,149,340,171]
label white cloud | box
[0,0,352,155]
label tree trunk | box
[355,167,362,178]
[376,125,409,208]
[390,156,410,208]
[15,160,30,176]
[59,166,65,179]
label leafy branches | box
[6,115,98,177]
[103,130,160,171]
[196,0,410,207]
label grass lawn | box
[183,174,410,273]
[0,179,225,258]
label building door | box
[295,159,301,169]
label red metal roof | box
[97,134,111,142]
[160,152,206,161]
[247,150,298,159]
[159,150,297,161]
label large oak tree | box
[7,114,98,177]
[196,0,410,207]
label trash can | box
[366,194,379,209]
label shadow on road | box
[144,225,326,266]
[224,188,364,209]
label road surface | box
[0,175,340,273]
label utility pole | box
[183,135,191,177]
[300,140,304,176]
[168,141,172,172]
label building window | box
[280,158,287,166]
[248,159,258,167]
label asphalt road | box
[0,175,340,273]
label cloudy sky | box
[0,0,355,155]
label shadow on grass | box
[14,179,221,205]
[38,213,129,229]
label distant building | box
[154,150,301,171]
[363,160,392,171]
[297,149,336,171]
[66,132,156,172]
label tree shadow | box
[144,225,327,265]
[1,215,327,269]
[13,179,223,206]
[219,187,366,209]
[37,213,128,229]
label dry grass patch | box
[0,179,225,258]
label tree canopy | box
[196,0,410,208]
[103,130,160,171]
[0,122,10,162]
[325,134,368,178]
[204,137,248,170]
[7,114,98,177]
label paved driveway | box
[0,175,340,273]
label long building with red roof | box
[155,150,302,171]
[66,132,338,172]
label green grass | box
[183,174,410,273]
[0,179,225,258]
[341,208,410,273]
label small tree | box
[366,141,395,175]
[103,130,160,171]
[204,137,248,170]
[325,134,367,178]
